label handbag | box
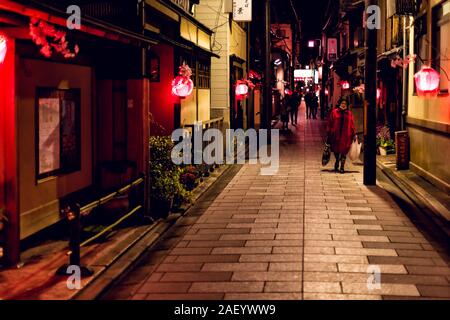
[322,143,331,166]
[347,136,362,162]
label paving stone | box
[337,263,407,274]
[137,282,192,294]
[416,285,450,298]
[224,293,302,300]
[303,282,342,293]
[264,282,302,292]
[231,272,302,282]
[160,272,233,282]
[211,247,272,254]
[144,293,224,300]
[342,283,421,296]
[303,293,381,300]
[189,282,264,293]
[202,262,268,272]
[239,254,302,262]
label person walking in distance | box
[326,97,356,173]
[280,95,290,130]
[304,91,312,119]
[311,93,319,119]
[290,89,300,125]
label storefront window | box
[36,88,81,181]
[432,4,448,92]
[197,60,211,89]
[414,15,427,73]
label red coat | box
[327,108,356,155]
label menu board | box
[38,98,61,176]
[36,88,81,180]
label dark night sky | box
[296,0,332,38]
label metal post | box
[56,203,93,276]
[363,0,378,186]
[401,15,408,130]
[263,0,272,135]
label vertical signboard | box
[327,38,337,61]
[233,0,252,22]
[395,131,410,170]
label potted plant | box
[379,139,395,155]
[150,136,176,219]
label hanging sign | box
[233,0,252,22]
[327,38,337,62]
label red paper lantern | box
[172,76,194,98]
[414,66,440,97]
[325,89,329,96]
[0,35,7,64]
[341,81,350,90]
[284,88,293,96]
[235,82,249,97]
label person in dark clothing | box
[304,91,312,119]
[326,97,356,173]
[311,94,319,119]
[289,90,300,124]
[280,96,289,130]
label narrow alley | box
[103,105,450,300]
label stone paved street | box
[104,105,450,300]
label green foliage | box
[149,136,191,203]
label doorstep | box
[376,155,450,238]
[0,165,232,300]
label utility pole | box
[263,0,272,135]
[363,0,378,185]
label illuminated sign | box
[294,69,313,79]
[233,0,252,21]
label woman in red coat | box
[326,97,356,173]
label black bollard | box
[56,203,93,277]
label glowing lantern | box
[0,35,7,64]
[414,66,440,97]
[341,81,350,90]
[325,89,329,96]
[284,88,293,96]
[377,88,381,100]
[236,82,249,97]
[172,63,194,98]
[172,76,194,98]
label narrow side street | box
[104,105,450,300]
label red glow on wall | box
[341,81,350,90]
[377,88,381,100]
[414,66,440,97]
[0,35,7,64]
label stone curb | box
[376,159,450,238]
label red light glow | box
[341,81,350,90]
[0,35,7,64]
